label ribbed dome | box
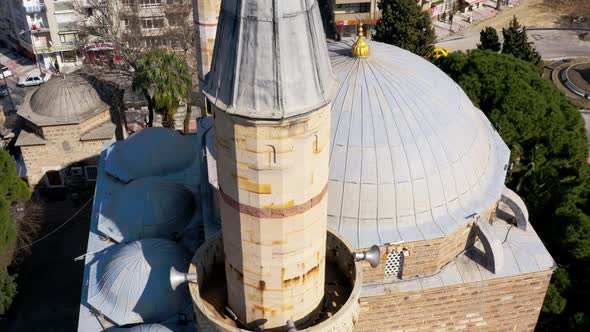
[28,74,107,122]
[105,128,197,183]
[326,40,510,248]
[107,323,194,332]
[87,239,191,325]
[98,178,196,242]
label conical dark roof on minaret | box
[203,0,335,119]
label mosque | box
[77,1,555,331]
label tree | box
[0,267,17,314]
[373,0,436,58]
[75,0,198,132]
[502,16,542,66]
[435,49,590,330]
[1,150,30,254]
[477,27,501,52]
[0,150,29,315]
[132,50,192,128]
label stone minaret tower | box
[193,0,221,84]
[202,0,335,329]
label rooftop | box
[78,131,204,331]
[18,75,109,126]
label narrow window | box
[267,145,276,165]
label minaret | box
[203,0,335,329]
[193,0,221,84]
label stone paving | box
[434,0,521,40]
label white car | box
[0,64,12,78]
[17,71,51,87]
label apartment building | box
[331,0,381,38]
[0,0,83,69]
[324,0,461,39]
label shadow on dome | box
[105,128,197,183]
[97,178,198,243]
[87,239,192,326]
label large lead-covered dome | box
[326,40,510,248]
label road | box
[437,29,590,60]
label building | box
[77,1,555,331]
[323,0,463,39]
[0,0,83,69]
[330,0,382,38]
[15,74,118,189]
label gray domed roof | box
[107,323,194,332]
[98,178,197,242]
[23,74,108,125]
[87,239,191,325]
[105,128,197,183]
[326,40,510,248]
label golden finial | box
[351,22,370,58]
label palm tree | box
[132,50,191,128]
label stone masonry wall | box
[360,222,475,283]
[214,105,331,328]
[21,120,113,187]
[354,270,552,332]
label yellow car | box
[432,47,450,60]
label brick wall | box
[21,118,113,187]
[360,223,475,282]
[354,271,552,332]
[360,206,498,283]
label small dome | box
[326,40,510,248]
[28,74,108,123]
[87,239,191,325]
[98,178,197,242]
[105,128,196,182]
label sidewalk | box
[0,48,36,78]
[434,0,522,40]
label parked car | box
[0,64,12,78]
[17,71,51,87]
[0,85,12,97]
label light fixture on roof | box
[353,245,381,268]
[169,266,198,291]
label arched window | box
[267,145,276,164]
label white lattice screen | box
[384,251,404,279]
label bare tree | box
[74,0,198,132]
[9,201,44,264]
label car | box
[17,71,51,87]
[0,64,12,78]
[0,85,12,97]
[432,47,450,60]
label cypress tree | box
[374,0,436,58]
[477,27,501,52]
[502,16,542,66]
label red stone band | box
[220,184,328,218]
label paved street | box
[437,29,590,60]
[0,48,40,113]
